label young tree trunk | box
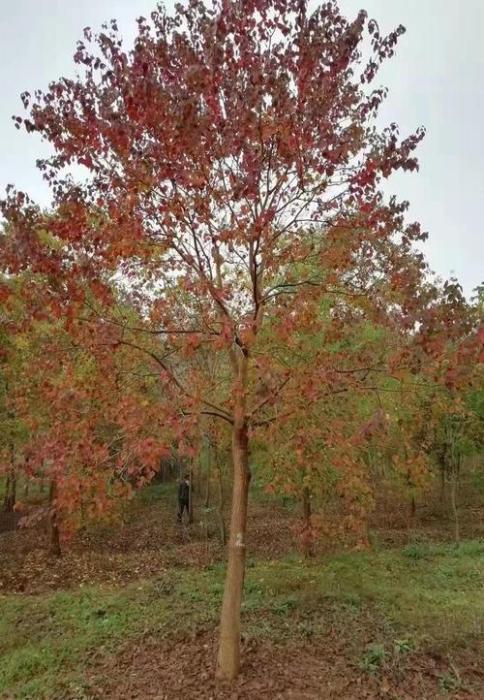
[188,461,194,524]
[302,485,314,558]
[80,494,86,528]
[410,495,416,522]
[439,463,447,510]
[3,443,16,512]
[2,471,16,513]
[202,440,212,561]
[217,462,227,547]
[205,439,211,509]
[216,417,250,681]
[450,468,460,544]
[49,480,62,557]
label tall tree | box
[0,274,30,513]
[2,0,450,679]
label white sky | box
[0,0,482,297]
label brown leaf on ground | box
[85,631,484,700]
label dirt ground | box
[78,630,483,699]
[1,483,483,699]
[0,487,298,594]
[1,480,482,595]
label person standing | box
[177,474,190,523]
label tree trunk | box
[216,418,251,681]
[49,480,62,557]
[3,442,16,512]
[2,471,16,513]
[203,440,212,561]
[439,464,447,509]
[205,439,211,509]
[450,468,460,544]
[217,461,227,546]
[410,495,416,522]
[302,485,314,558]
[188,461,194,524]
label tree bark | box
[410,495,416,522]
[216,417,251,681]
[3,442,16,512]
[205,438,211,509]
[188,460,194,524]
[439,463,447,509]
[2,471,16,513]
[450,467,460,544]
[217,459,227,546]
[49,480,62,557]
[302,485,314,558]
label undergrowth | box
[1,540,483,698]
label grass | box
[5,569,203,696]
[0,476,47,508]
[0,571,224,698]
[1,539,483,698]
[134,481,177,507]
[251,543,484,646]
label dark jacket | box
[178,480,190,503]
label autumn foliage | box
[1,0,482,681]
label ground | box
[0,482,483,699]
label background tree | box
[0,270,174,552]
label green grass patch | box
[0,476,48,506]
[249,542,484,642]
[1,540,483,697]
[135,481,176,507]
[0,568,225,698]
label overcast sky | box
[0,0,482,297]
